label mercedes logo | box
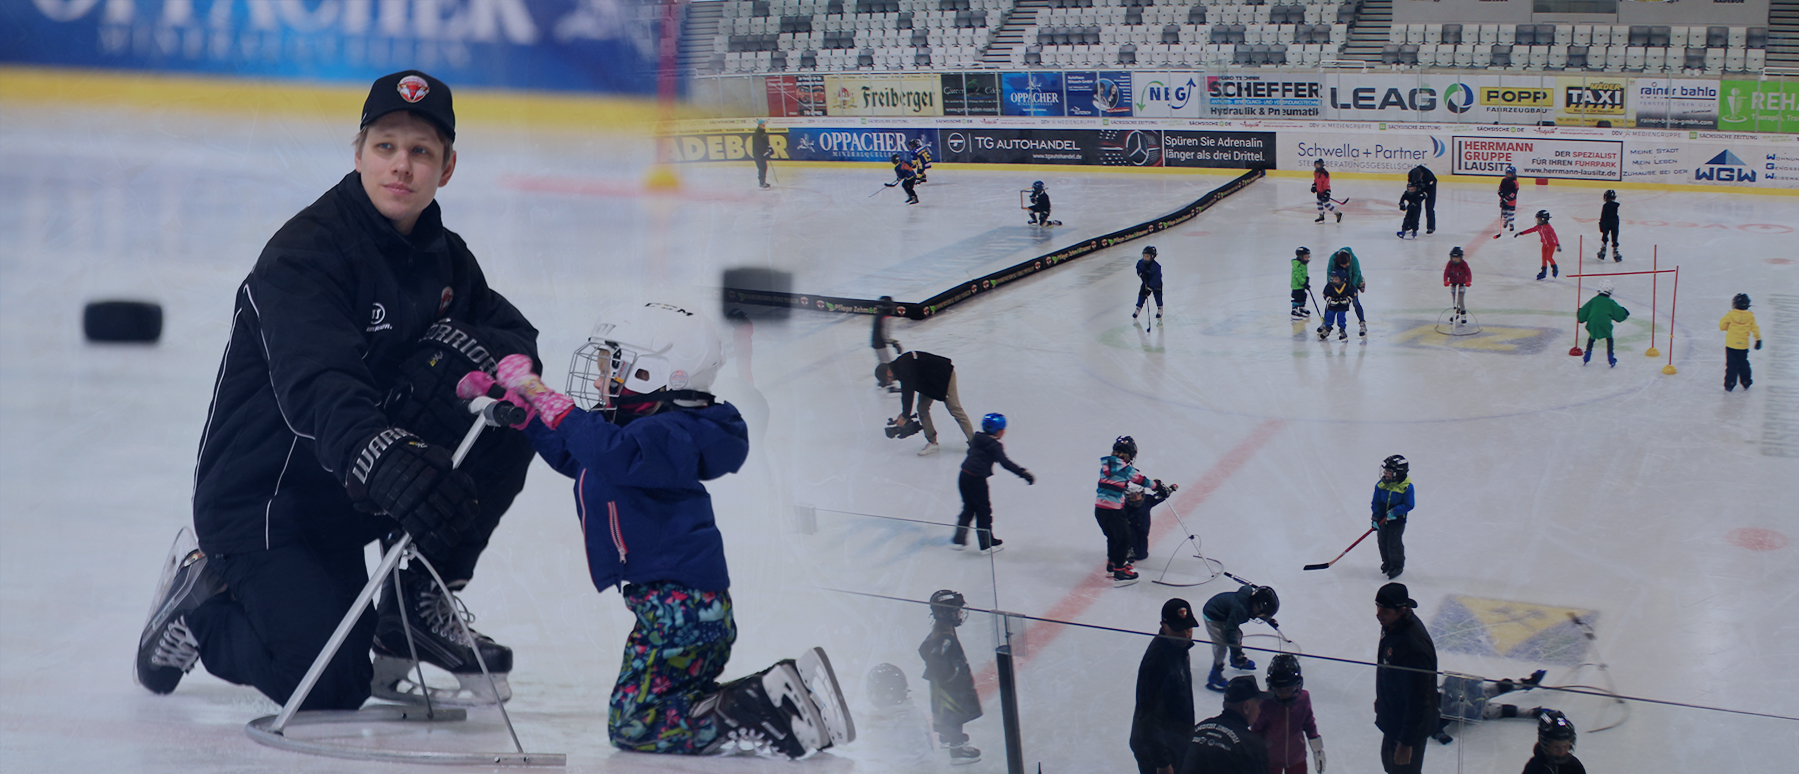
[1124,131,1154,166]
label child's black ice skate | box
[1359,321,1367,338]
[1110,563,1139,587]
[136,530,223,695]
[949,745,982,765]
[1315,213,1325,223]
[1613,250,1622,263]
[1552,263,1559,278]
[1338,328,1348,341]
[701,660,830,758]
[796,647,856,748]
[1336,211,1343,223]
[1318,325,1331,341]
[978,538,1004,555]
[371,566,514,706]
[1229,655,1257,671]
[1596,248,1606,261]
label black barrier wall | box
[720,168,1263,321]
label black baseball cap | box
[361,70,455,142]
[1223,675,1268,704]
[1375,582,1417,610]
[1161,598,1201,630]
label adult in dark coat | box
[136,71,538,710]
[880,350,975,454]
[1130,599,1200,774]
[1177,676,1271,774]
[1374,583,1438,774]
[1407,164,1438,234]
[752,120,772,189]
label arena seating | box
[692,0,1767,75]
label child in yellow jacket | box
[1721,293,1763,392]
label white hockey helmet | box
[1597,280,1614,296]
[567,302,725,413]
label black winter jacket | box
[1177,708,1269,774]
[891,350,955,414]
[1520,746,1586,774]
[1129,634,1195,770]
[960,432,1026,479]
[1408,165,1437,193]
[1375,610,1440,747]
[192,172,537,557]
[1599,200,1620,229]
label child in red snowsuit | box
[1311,159,1340,223]
[1513,209,1561,280]
[1443,246,1472,324]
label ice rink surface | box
[3,103,1796,773]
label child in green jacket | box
[1290,247,1312,320]
[1576,281,1630,367]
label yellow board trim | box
[0,65,689,133]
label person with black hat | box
[136,70,540,711]
[752,119,773,189]
[1178,675,1271,774]
[1130,599,1200,774]
[1374,582,1438,774]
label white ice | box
[2,102,1796,774]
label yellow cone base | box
[1662,364,1678,374]
[1645,347,1661,357]
[644,164,681,191]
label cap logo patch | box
[397,75,430,103]
[669,369,689,389]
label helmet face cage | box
[1537,710,1576,751]
[930,589,968,625]
[568,338,638,413]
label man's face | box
[1241,697,1261,725]
[1376,604,1403,628]
[1545,739,1573,760]
[356,112,455,234]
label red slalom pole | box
[1663,265,1679,374]
[1646,248,1661,357]
[1570,235,1585,356]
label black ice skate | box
[1318,325,1331,341]
[1596,248,1606,261]
[1359,321,1367,338]
[1536,268,1547,281]
[949,745,982,765]
[796,647,857,748]
[1110,563,1139,587]
[371,566,514,707]
[701,660,830,758]
[1335,211,1343,223]
[1229,654,1257,671]
[1613,249,1622,262]
[1339,327,1349,341]
[1314,213,1325,223]
[136,530,223,695]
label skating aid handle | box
[270,400,497,734]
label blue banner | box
[0,0,660,95]
[784,127,940,162]
[1001,71,1064,117]
[1065,71,1132,118]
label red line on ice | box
[972,418,1287,698]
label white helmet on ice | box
[1597,280,1614,296]
[568,302,724,415]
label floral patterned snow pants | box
[608,582,737,754]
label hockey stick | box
[871,182,896,197]
[1306,285,1322,323]
[1303,527,1376,571]
[1331,196,1350,205]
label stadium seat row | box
[1389,23,1767,50]
[1382,43,1766,73]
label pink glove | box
[455,371,536,430]
[495,354,574,429]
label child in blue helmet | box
[1027,181,1056,226]
[953,413,1033,554]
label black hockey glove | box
[1310,184,1317,193]
[1756,340,1762,350]
[346,429,480,556]
[386,320,510,448]
[1020,469,1035,485]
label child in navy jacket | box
[488,302,852,759]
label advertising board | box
[823,74,943,117]
[1065,71,1134,118]
[1001,72,1067,117]
[1452,136,1623,181]
[1131,73,1204,119]
[784,127,941,162]
[1203,74,1322,118]
[938,128,1092,164]
[1630,79,1719,130]
[1162,131,1278,168]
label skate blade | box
[797,647,857,746]
[371,654,511,707]
[1113,577,1140,587]
[763,661,829,755]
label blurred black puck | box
[84,300,163,343]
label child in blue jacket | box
[1372,454,1416,579]
[488,302,852,759]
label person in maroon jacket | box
[1251,654,1326,774]
[1443,247,1472,325]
